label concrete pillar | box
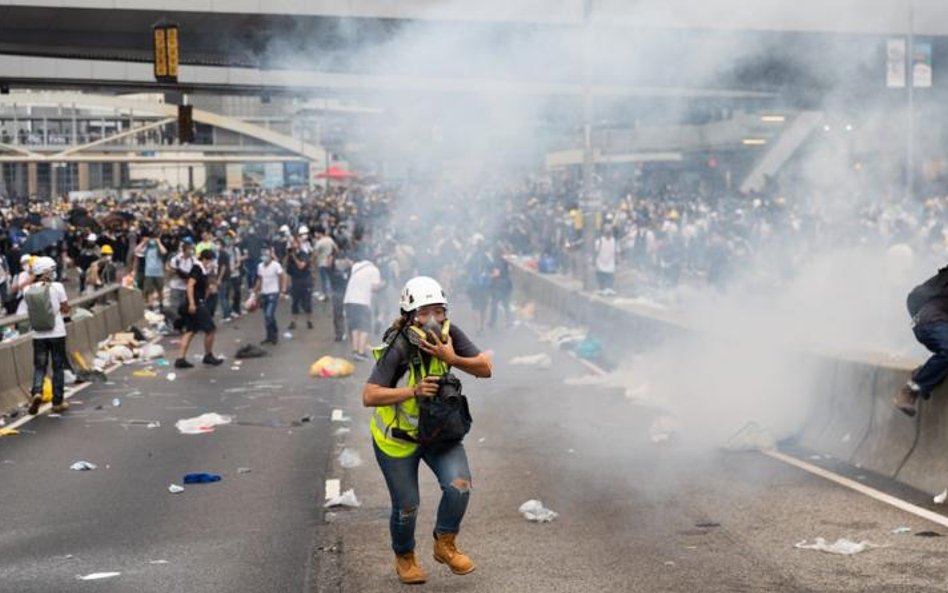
[27,163,37,198]
[78,163,90,191]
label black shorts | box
[180,303,216,334]
[344,303,372,333]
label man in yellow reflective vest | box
[363,276,493,585]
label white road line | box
[523,319,948,528]
[765,450,948,529]
[4,361,122,431]
[325,478,341,501]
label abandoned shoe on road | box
[395,551,427,585]
[893,384,919,417]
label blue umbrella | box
[22,228,65,254]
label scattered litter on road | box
[0,428,19,437]
[695,521,721,528]
[539,326,587,347]
[574,338,603,360]
[663,561,676,567]
[183,473,221,484]
[70,461,97,471]
[283,332,294,339]
[723,422,775,452]
[809,455,822,460]
[334,427,351,436]
[478,437,486,443]
[237,467,252,474]
[156,359,171,368]
[794,538,881,555]
[934,489,948,504]
[317,545,341,553]
[338,448,363,469]
[112,398,121,407]
[149,560,169,565]
[166,373,177,381]
[168,484,184,494]
[139,344,165,360]
[230,366,240,371]
[324,488,361,508]
[77,572,120,581]
[132,370,157,378]
[310,356,355,378]
[301,415,313,423]
[518,500,559,523]
[509,353,552,368]
[892,526,912,534]
[915,531,942,537]
[175,413,232,434]
[331,409,350,422]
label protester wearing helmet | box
[76,235,99,295]
[19,257,71,415]
[89,243,117,289]
[286,225,315,331]
[362,276,493,585]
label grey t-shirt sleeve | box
[449,324,480,357]
[367,339,408,387]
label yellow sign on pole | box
[153,21,179,83]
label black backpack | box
[379,328,473,448]
[907,266,948,318]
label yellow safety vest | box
[370,338,449,458]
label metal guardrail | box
[0,283,123,330]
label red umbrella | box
[316,166,357,180]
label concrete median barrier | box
[0,340,27,411]
[102,303,122,337]
[11,336,34,400]
[117,287,145,329]
[509,260,948,495]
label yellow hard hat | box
[101,244,114,255]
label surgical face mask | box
[103,255,112,262]
[261,254,272,264]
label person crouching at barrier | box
[21,257,70,415]
[174,249,224,369]
[896,265,948,416]
[362,276,493,585]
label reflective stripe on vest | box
[370,338,449,458]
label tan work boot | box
[395,551,427,585]
[433,532,476,575]
[51,402,70,414]
[893,384,919,417]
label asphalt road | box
[4,301,948,593]
[0,301,345,593]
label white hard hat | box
[86,233,97,242]
[400,276,447,312]
[20,254,31,264]
[279,224,290,234]
[32,256,56,277]
[298,225,309,235]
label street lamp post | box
[580,0,598,292]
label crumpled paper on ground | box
[794,538,881,555]
[76,572,120,581]
[539,326,587,346]
[509,353,552,368]
[70,461,98,471]
[175,413,232,434]
[324,488,361,508]
[519,499,559,523]
[338,448,362,469]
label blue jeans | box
[32,337,66,405]
[218,279,232,318]
[261,293,279,342]
[373,440,472,555]
[913,321,948,395]
[318,266,333,296]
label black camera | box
[436,373,463,401]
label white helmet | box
[32,256,56,277]
[19,254,31,265]
[279,224,290,235]
[86,233,97,242]
[298,225,309,235]
[400,276,447,312]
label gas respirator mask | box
[406,314,451,348]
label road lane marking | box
[765,450,948,529]
[325,478,341,501]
